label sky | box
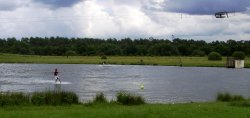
[0,0,250,41]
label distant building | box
[235,60,244,68]
[226,57,244,68]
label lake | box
[0,64,250,103]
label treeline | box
[0,37,249,56]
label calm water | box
[0,64,250,103]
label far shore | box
[0,53,249,68]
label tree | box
[232,51,245,60]
[99,43,121,55]
[149,43,175,56]
[192,50,206,57]
[1,37,250,58]
[208,52,222,61]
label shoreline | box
[0,53,249,68]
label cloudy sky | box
[0,0,250,41]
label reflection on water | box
[0,63,250,103]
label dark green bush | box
[93,92,108,103]
[217,93,232,102]
[230,101,250,107]
[47,91,62,105]
[61,91,79,104]
[232,51,245,60]
[116,92,145,105]
[101,55,107,59]
[0,92,29,106]
[31,92,46,105]
[208,52,222,61]
[216,93,245,102]
[231,95,245,101]
[31,91,79,105]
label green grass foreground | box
[1,53,250,67]
[0,92,249,118]
[0,103,250,118]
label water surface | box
[0,64,249,103]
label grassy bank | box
[1,53,250,67]
[0,102,250,118]
[0,91,250,118]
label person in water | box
[54,68,61,83]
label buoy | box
[140,84,144,90]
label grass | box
[1,53,250,67]
[230,101,250,107]
[0,102,250,118]
[0,92,250,117]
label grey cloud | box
[243,30,250,34]
[223,32,237,36]
[0,0,28,11]
[160,0,250,15]
[0,4,17,11]
[34,0,83,8]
